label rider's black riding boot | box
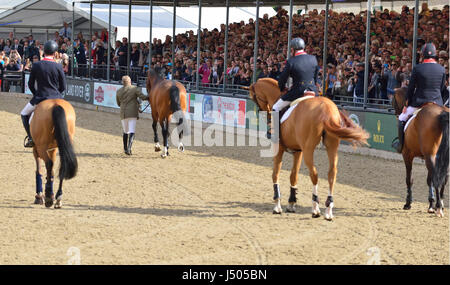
[392,121,406,153]
[123,133,128,154]
[21,115,34,148]
[126,133,135,155]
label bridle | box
[251,93,269,112]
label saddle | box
[404,107,423,132]
[280,94,315,124]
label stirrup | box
[24,136,34,148]
[391,137,402,153]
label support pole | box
[127,0,132,75]
[107,0,112,81]
[363,0,372,108]
[223,0,229,91]
[412,0,419,67]
[148,0,153,69]
[172,0,176,77]
[287,0,293,60]
[71,1,75,77]
[252,0,260,84]
[322,0,329,96]
[89,1,93,79]
[196,0,202,90]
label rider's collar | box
[423,58,437,63]
[42,56,55,62]
[295,50,307,56]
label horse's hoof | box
[45,197,54,208]
[272,210,282,215]
[54,200,62,209]
[161,153,167,158]
[403,204,411,210]
[312,212,321,218]
[435,208,444,218]
[428,208,435,214]
[324,215,334,221]
[178,144,184,152]
[34,194,44,205]
[155,144,161,152]
[286,208,295,213]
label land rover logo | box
[349,114,360,126]
[84,83,91,102]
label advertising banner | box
[364,112,397,152]
[201,95,246,128]
[62,78,93,104]
[93,82,121,108]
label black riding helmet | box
[43,40,58,55]
[291,37,305,51]
[422,42,437,59]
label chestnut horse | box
[246,78,369,220]
[393,88,449,216]
[31,99,78,208]
[146,69,188,158]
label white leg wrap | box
[312,185,320,215]
[325,202,334,220]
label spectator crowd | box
[0,3,448,104]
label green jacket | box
[116,85,148,120]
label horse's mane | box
[146,68,164,92]
[259,77,278,88]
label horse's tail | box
[52,105,78,180]
[321,108,370,147]
[169,83,189,135]
[432,111,449,190]
[169,84,181,113]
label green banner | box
[364,112,397,152]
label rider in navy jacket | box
[277,58,319,103]
[20,40,66,147]
[392,43,447,153]
[406,56,447,108]
[268,38,319,139]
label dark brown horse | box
[246,78,369,220]
[31,99,78,208]
[146,69,188,158]
[393,87,449,216]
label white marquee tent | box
[0,0,277,42]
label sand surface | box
[0,93,448,265]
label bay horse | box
[245,78,369,220]
[32,99,78,208]
[393,87,449,217]
[146,69,188,158]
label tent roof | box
[73,0,415,7]
[0,0,107,30]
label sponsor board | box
[364,112,397,152]
[201,95,246,128]
[62,79,93,104]
[93,82,121,108]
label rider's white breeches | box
[272,99,291,112]
[21,103,35,116]
[121,118,137,134]
[399,106,418,122]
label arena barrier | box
[18,74,398,153]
